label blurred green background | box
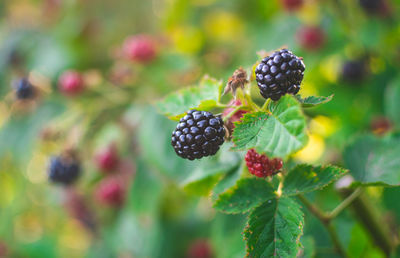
[0,0,400,257]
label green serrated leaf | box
[156,76,223,121]
[295,94,333,108]
[213,178,276,214]
[344,135,400,186]
[232,95,308,158]
[283,164,348,196]
[244,197,304,258]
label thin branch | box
[298,194,348,258]
[327,187,362,219]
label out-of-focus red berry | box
[95,144,120,173]
[296,25,326,51]
[64,189,96,232]
[245,149,283,178]
[95,178,125,207]
[58,70,85,96]
[186,239,214,258]
[0,241,8,258]
[123,35,157,63]
[281,0,304,11]
[371,116,392,136]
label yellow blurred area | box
[0,169,16,206]
[202,11,244,42]
[169,26,204,54]
[59,219,91,256]
[309,115,337,137]
[7,0,41,27]
[27,153,49,184]
[14,211,43,243]
[300,81,318,96]
[294,134,325,163]
[297,0,321,25]
[319,55,340,83]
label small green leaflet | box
[344,135,400,186]
[156,76,223,121]
[232,95,307,158]
[283,164,348,196]
[213,178,276,214]
[244,197,304,258]
[295,94,333,108]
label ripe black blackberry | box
[15,78,35,100]
[255,49,305,101]
[341,60,368,83]
[359,0,383,13]
[48,155,81,185]
[171,110,225,160]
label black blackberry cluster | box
[48,156,81,185]
[255,49,305,101]
[171,110,225,160]
[359,0,383,13]
[15,78,35,100]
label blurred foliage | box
[0,0,400,257]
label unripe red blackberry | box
[245,149,283,178]
[171,110,225,160]
[48,155,81,185]
[255,49,305,101]
[281,0,304,11]
[123,34,157,63]
[95,178,125,207]
[58,70,85,96]
[186,239,214,258]
[222,100,248,135]
[14,78,35,100]
[296,25,326,51]
[0,241,8,258]
[95,144,120,172]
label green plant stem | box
[337,188,394,256]
[298,194,348,258]
[261,99,271,111]
[327,187,362,219]
[222,105,245,122]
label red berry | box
[186,239,214,258]
[296,25,326,51]
[95,178,125,207]
[245,149,283,178]
[371,116,392,136]
[222,100,248,134]
[281,0,304,11]
[95,144,120,172]
[123,34,157,63]
[0,241,7,258]
[58,70,84,96]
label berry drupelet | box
[58,70,85,96]
[15,78,35,100]
[255,49,305,101]
[48,155,81,185]
[245,149,283,178]
[171,110,225,160]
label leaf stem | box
[327,187,362,219]
[261,99,271,111]
[298,194,348,258]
